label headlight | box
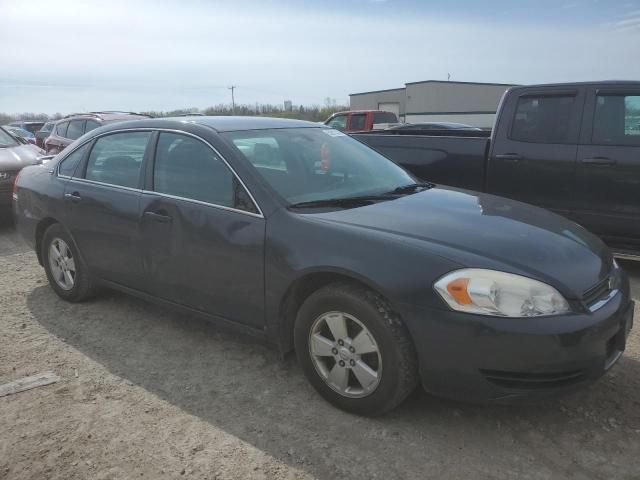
[434,269,570,317]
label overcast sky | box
[1,0,640,114]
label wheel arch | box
[276,268,406,355]
[35,217,60,266]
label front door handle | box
[495,153,522,162]
[63,192,81,203]
[581,157,616,166]
[143,211,172,223]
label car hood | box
[307,187,612,297]
[0,144,45,170]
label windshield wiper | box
[288,195,390,210]
[385,182,434,195]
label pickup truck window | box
[373,112,398,124]
[327,115,347,131]
[593,94,640,146]
[350,114,367,131]
[511,95,575,144]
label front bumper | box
[401,291,634,403]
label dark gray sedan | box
[13,117,634,415]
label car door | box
[63,130,152,289]
[487,87,584,216]
[574,87,640,250]
[139,131,265,328]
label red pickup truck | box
[324,110,398,133]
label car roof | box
[510,80,640,91]
[329,110,390,116]
[60,111,152,122]
[99,116,322,133]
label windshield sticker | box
[322,129,346,137]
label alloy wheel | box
[48,238,76,291]
[308,311,382,398]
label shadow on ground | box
[26,284,640,479]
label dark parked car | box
[45,111,151,154]
[0,126,44,211]
[354,81,640,258]
[14,117,634,415]
[35,121,56,148]
[9,121,46,135]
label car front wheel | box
[294,282,418,416]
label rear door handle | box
[143,211,172,223]
[63,192,81,203]
[581,157,616,166]
[495,153,522,162]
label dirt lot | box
[1,218,640,480]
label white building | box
[349,80,516,129]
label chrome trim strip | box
[613,252,640,262]
[67,177,142,193]
[56,127,263,217]
[141,190,263,219]
[588,289,619,313]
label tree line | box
[0,103,348,125]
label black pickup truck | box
[353,81,640,258]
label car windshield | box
[225,127,416,207]
[0,127,19,147]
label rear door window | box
[56,121,69,138]
[85,132,151,188]
[511,95,575,144]
[58,142,91,177]
[66,120,85,140]
[593,94,640,146]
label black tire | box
[41,223,96,302]
[294,282,418,416]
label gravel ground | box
[1,218,640,480]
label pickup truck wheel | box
[42,224,95,302]
[294,282,418,416]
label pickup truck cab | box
[353,81,640,257]
[324,110,398,133]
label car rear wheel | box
[42,224,95,302]
[294,282,418,416]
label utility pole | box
[228,85,237,114]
